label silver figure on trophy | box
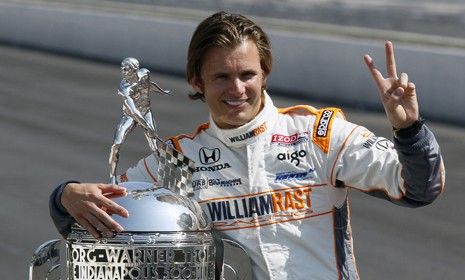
[29,58,252,280]
[109,57,170,185]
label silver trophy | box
[109,57,171,185]
[29,58,252,280]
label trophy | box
[29,58,252,280]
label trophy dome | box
[111,181,209,232]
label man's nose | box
[229,78,246,95]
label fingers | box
[98,184,127,196]
[391,87,405,100]
[98,194,129,218]
[77,211,121,239]
[399,72,408,89]
[390,72,410,97]
[405,82,416,96]
[77,218,101,238]
[363,54,384,91]
[61,183,128,238]
[86,208,124,237]
[76,204,125,238]
[385,41,397,78]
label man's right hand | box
[61,183,129,238]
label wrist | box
[60,181,80,208]
[393,117,425,138]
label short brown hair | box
[186,11,272,101]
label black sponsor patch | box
[316,110,333,137]
[192,177,242,191]
[363,137,393,151]
[199,147,220,165]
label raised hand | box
[61,183,129,238]
[364,41,419,129]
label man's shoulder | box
[277,104,346,124]
[276,105,355,154]
[165,122,210,152]
[277,104,319,116]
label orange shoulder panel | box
[312,107,344,154]
[166,122,210,152]
[278,104,318,116]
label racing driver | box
[50,11,445,280]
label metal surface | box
[111,181,208,232]
[29,239,62,280]
[66,230,216,279]
[109,57,170,184]
[29,237,255,280]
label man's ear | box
[189,77,204,94]
[262,74,268,90]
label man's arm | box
[392,122,444,205]
[49,181,78,238]
[331,120,444,207]
[337,41,445,206]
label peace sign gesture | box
[364,41,419,129]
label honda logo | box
[199,147,220,165]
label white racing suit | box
[50,93,444,279]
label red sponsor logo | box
[271,132,308,145]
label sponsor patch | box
[199,147,220,165]
[362,135,378,149]
[271,132,309,146]
[195,146,230,172]
[363,137,393,151]
[375,138,393,151]
[199,186,320,230]
[192,177,242,191]
[312,108,341,154]
[229,122,267,143]
[274,168,314,183]
[277,149,307,166]
[316,110,333,137]
[194,163,231,173]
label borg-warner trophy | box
[29,58,252,280]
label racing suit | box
[50,92,444,279]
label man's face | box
[191,40,266,129]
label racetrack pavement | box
[1,44,464,279]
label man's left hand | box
[364,41,419,129]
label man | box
[50,12,445,279]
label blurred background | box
[1,0,464,279]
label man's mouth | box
[224,99,248,106]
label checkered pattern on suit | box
[155,137,195,196]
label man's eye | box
[215,75,228,80]
[242,73,256,80]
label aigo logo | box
[277,150,307,166]
[199,147,220,165]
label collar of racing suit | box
[208,91,278,148]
